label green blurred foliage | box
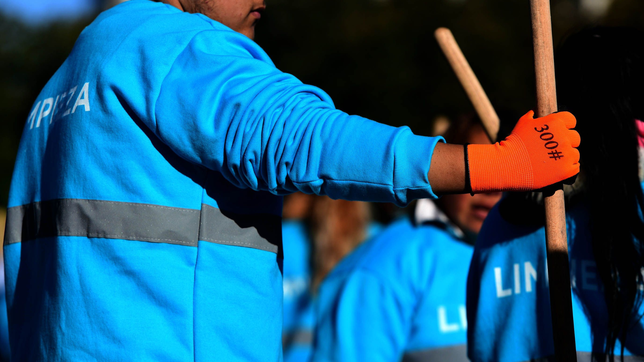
[1,0,643,207]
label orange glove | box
[467,111,580,193]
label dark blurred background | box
[1,0,644,207]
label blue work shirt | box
[467,197,644,362]
[4,1,443,361]
[313,199,472,362]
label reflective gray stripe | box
[4,199,200,246]
[403,344,468,362]
[521,353,644,362]
[282,330,313,349]
[200,204,282,257]
[5,199,282,255]
[578,353,644,362]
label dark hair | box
[556,26,644,360]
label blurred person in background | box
[312,115,502,362]
[467,26,644,362]
[281,193,372,362]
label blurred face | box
[439,192,501,234]
[172,0,266,39]
[439,126,502,234]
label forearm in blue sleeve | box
[154,32,442,205]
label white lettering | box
[495,267,512,298]
[50,95,60,124]
[58,92,67,111]
[28,101,42,129]
[282,277,308,299]
[36,98,54,128]
[524,261,538,292]
[72,82,90,113]
[514,263,521,294]
[26,82,91,135]
[63,86,77,117]
[459,305,467,329]
[438,306,459,333]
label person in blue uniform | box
[3,0,580,360]
[466,26,644,362]
[282,207,316,362]
[312,116,502,362]
[281,193,374,362]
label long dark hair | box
[556,26,644,360]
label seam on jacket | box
[192,190,206,362]
[290,179,430,191]
[63,233,196,245]
[199,238,277,252]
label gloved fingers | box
[469,109,581,193]
[568,129,581,148]
[570,148,580,168]
[510,111,535,131]
[523,110,535,120]
[554,111,577,129]
[514,110,577,134]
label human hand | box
[467,111,580,193]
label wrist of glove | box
[467,110,580,193]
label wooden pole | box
[434,27,500,142]
[530,0,577,360]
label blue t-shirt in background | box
[312,199,472,362]
[282,220,316,362]
[467,197,644,362]
[282,219,383,362]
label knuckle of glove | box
[569,130,581,148]
[519,111,581,188]
[554,111,577,129]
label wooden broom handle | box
[435,27,500,142]
[531,0,578,360]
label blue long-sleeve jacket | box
[4,1,442,361]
